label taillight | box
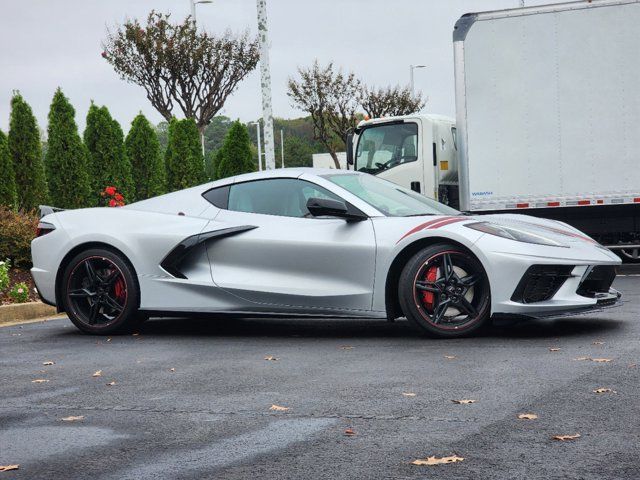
[36,222,56,238]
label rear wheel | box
[61,248,140,335]
[399,244,490,338]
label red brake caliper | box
[113,275,126,302]
[422,266,438,311]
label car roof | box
[202,167,359,190]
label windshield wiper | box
[403,213,437,217]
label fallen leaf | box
[92,370,102,377]
[132,333,140,336]
[518,413,538,420]
[339,345,353,350]
[411,455,464,466]
[106,338,112,342]
[452,399,476,404]
[444,355,457,359]
[553,433,580,441]
[42,361,55,366]
[574,356,591,361]
[269,404,289,411]
[593,388,616,394]
[592,341,604,345]
[0,465,19,472]
[592,358,612,363]
[106,381,116,386]
[264,356,278,361]
[344,428,356,436]
[549,347,561,352]
[61,415,84,422]
[169,368,176,372]
[31,379,49,383]
[402,392,417,397]
[629,363,637,368]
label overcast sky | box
[0,0,566,134]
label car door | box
[205,178,377,312]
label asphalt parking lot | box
[1,271,639,480]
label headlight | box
[465,222,568,247]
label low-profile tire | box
[398,244,490,338]
[61,248,141,335]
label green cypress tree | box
[84,103,133,203]
[125,113,165,200]
[0,130,18,209]
[45,88,92,209]
[165,118,205,192]
[216,120,255,179]
[8,93,48,210]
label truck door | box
[354,121,425,193]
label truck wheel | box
[399,244,491,338]
[61,248,141,335]
[618,245,640,263]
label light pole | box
[190,0,213,24]
[189,0,213,157]
[256,0,276,170]
[409,64,426,98]
[280,129,285,168]
[251,121,263,171]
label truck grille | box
[511,265,574,304]
[577,265,616,298]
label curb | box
[0,301,62,327]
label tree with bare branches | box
[360,85,425,119]
[102,11,259,144]
[287,61,361,169]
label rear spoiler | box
[38,205,65,219]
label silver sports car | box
[31,168,622,338]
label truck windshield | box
[324,173,459,217]
[355,123,418,175]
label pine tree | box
[0,130,18,209]
[84,103,133,203]
[8,93,48,210]
[165,118,205,192]
[125,113,165,200]
[216,120,254,179]
[45,88,92,209]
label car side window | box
[202,185,229,209]
[227,179,344,218]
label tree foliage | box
[8,93,48,210]
[103,11,259,133]
[84,103,133,202]
[360,85,425,118]
[283,136,313,168]
[216,120,254,179]
[126,113,166,200]
[165,118,205,191]
[45,88,92,209]
[287,61,361,169]
[0,130,17,209]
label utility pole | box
[256,0,275,169]
[280,129,285,168]
[409,64,426,98]
[251,121,262,171]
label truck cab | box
[349,114,458,205]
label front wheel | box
[399,244,490,338]
[61,248,141,335]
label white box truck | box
[348,0,640,261]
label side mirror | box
[306,197,366,221]
[346,133,354,167]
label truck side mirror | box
[346,133,354,167]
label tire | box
[398,244,490,338]
[61,248,141,335]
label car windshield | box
[324,173,460,217]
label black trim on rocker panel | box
[160,225,257,279]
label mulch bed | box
[1,268,39,305]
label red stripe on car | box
[396,217,453,243]
[427,217,467,229]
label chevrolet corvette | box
[31,169,622,337]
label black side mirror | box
[306,197,366,221]
[346,133,354,167]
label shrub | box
[216,120,254,179]
[9,282,29,303]
[0,207,38,269]
[165,118,205,192]
[0,260,9,293]
[125,113,166,200]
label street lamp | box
[409,64,426,98]
[251,121,263,171]
[190,0,213,24]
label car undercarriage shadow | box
[110,314,625,341]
